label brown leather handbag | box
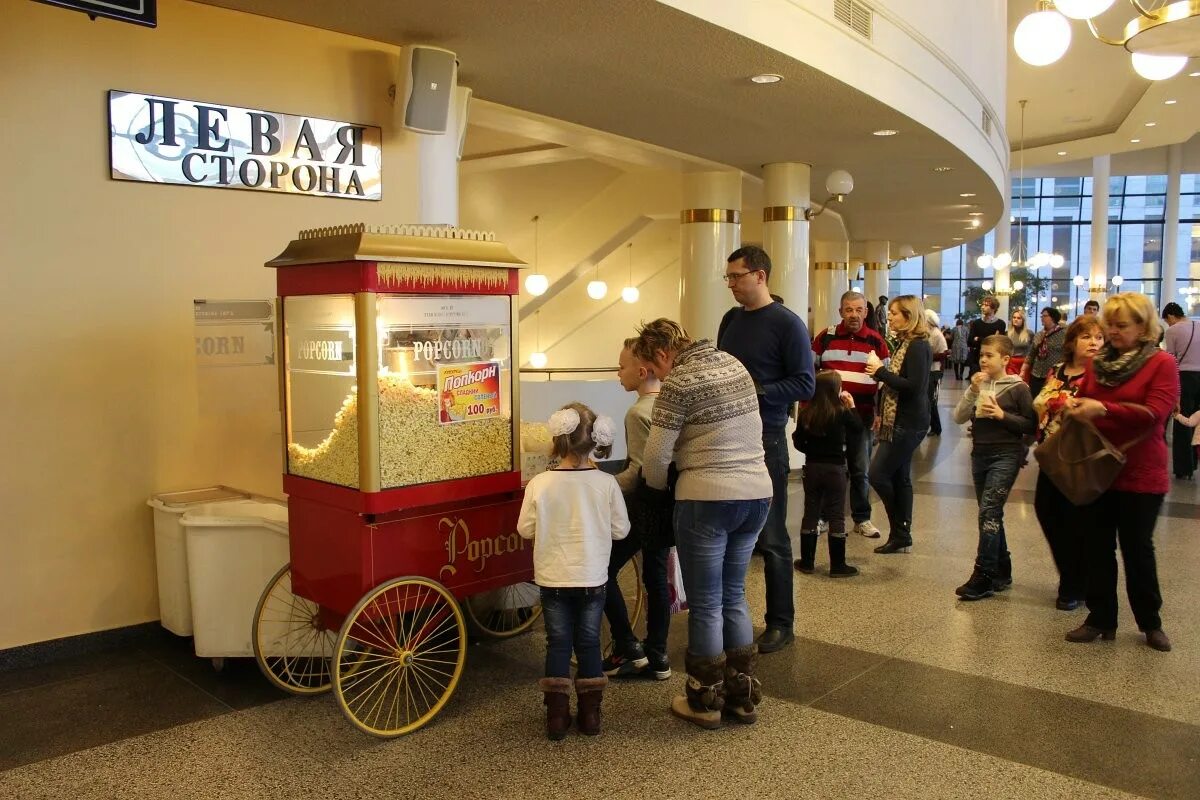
[1034,404,1154,506]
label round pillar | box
[762,163,810,314]
[416,85,470,226]
[812,239,849,331]
[680,172,742,339]
[861,240,889,306]
[1161,143,1182,307]
[993,175,1012,321]
[1090,155,1111,300]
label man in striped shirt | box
[812,290,890,538]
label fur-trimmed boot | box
[574,675,608,736]
[794,532,819,574]
[723,644,763,724]
[538,677,572,741]
[670,651,726,730]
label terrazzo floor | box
[2,381,1198,799]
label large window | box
[892,173,1200,328]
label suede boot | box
[538,677,573,741]
[722,644,762,724]
[828,536,859,577]
[670,651,726,730]
[794,532,818,574]
[574,676,608,736]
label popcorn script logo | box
[436,361,502,425]
[438,516,525,579]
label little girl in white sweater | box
[518,402,629,740]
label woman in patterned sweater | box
[634,318,772,731]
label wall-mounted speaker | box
[398,45,458,134]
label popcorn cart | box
[251,224,546,737]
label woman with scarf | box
[1021,307,1066,398]
[865,295,931,555]
[1063,293,1178,652]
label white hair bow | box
[591,415,615,447]
[548,407,581,437]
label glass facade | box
[890,174,1200,329]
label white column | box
[762,162,811,314]
[680,172,742,339]
[862,240,889,303]
[1161,143,1182,308]
[416,85,471,226]
[812,239,848,331]
[993,173,1012,321]
[1090,155,1111,299]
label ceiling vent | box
[834,0,873,40]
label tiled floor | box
[2,380,1198,799]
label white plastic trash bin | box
[147,487,254,636]
[181,499,289,661]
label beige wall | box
[0,0,422,648]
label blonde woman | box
[865,295,932,554]
[1007,308,1033,376]
[1064,293,1179,652]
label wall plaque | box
[37,1,156,28]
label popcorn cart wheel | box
[252,564,336,695]
[332,575,467,738]
[463,582,542,638]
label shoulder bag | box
[1033,403,1154,506]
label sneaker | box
[853,521,881,539]
[645,648,672,680]
[958,571,995,601]
[602,640,649,677]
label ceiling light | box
[1073,274,1086,286]
[587,280,608,300]
[1049,254,1065,268]
[898,244,916,258]
[750,73,783,84]
[1013,280,1025,291]
[1191,72,1200,77]
[1131,138,1142,143]
[525,215,549,296]
[1144,121,1157,127]
[960,192,977,198]
[1057,151,1068,155]
[1014,7,1072,66]
[994,252,1012,269]
[1132,53,1187,81]
[528,351,548,369]
[968,211,984,216]
[969,219,981,228]
[621,286,639,303]
[982,280,994,291]
[1112,274,1124,286]
[977,254,993,269]
[806,169,855,219]
[1016,2,1200,79]
[953,237,964,241]
[1165,99,1178,104]
[933,166,954,172]
[873,129,899,136]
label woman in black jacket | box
[866,295,932,554]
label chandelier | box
[976,100,1064,274]
[1014,1,1199,80]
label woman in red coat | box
[1063,293,1179,652]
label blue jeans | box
[541,585,606,679]
[971,447,1022,575]
[847,424,873,524]
[868,427,926,540]
[759,429,793,630]
[674,498,771,659]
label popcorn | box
[288,372,512,489]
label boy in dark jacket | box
[952,335,1037,600]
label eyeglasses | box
[724,270,757,284]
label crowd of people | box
[517,245,1189,740]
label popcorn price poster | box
[437,362,502,425]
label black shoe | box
[959,571,995,601]
[755,628,794,654]
[873,537,912,554]
[602,640,648,677]
[1055,597,1083,611]
[955,568,982,597]
[644,647,672,680]
[992,574,1012,593]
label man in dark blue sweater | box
[717,245,816,654]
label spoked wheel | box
[464,582,542,638]
[333,576,466,738]
[252,564,336,695]
[601,554,646,658]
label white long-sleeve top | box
[517,468,630,588]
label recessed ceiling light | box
[1057,151,1068,156]
[953,237,964,241]
[1165,99,1177,105]
[959,192,976,198]
[969,220,981,228]
[1190,72,1200,77]
[933,166,954,172]
[968,211,983,216]
[1145,121,1157,127]
[1131,138,1141,143]
[873,129,899,136]
[750,73,783,84]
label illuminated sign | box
[109,90,382,200]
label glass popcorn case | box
[268,224,524,513]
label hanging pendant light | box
[587,258,607,300]
[1014,4,1071,66]
[529,309,547,368]
[524,215,549,296]
[621,242,639,303]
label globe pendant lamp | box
[587,259,607,300]
[1131,52,1187,81]
[621,242,639,303]
[1014,4,1072,66]
[524,215,549,296]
